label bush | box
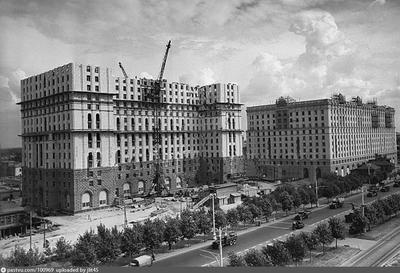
[228,252,246,267]
[55,237,73,260]
[243,249,271,266]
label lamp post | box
[315,177,319,208]
[29,209,32,251]
[219,227,223,267]
[212,193,216,240]
[361,185,365,217]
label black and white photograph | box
[1,0,400,271]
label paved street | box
[154,185,400,267]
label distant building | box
[396,132,400,164]
[19,63,244,214]
[246,95,397,181]
[0,161,22,177]
[0,204,28,238]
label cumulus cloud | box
[369,0,386,7]
[139,72,154,80]
[179,67,217,86]
[242,9,372,106]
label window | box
[88,114,92,129]
[96,133,101,148]
[96,152,101,167]
[88,133,93,148]
[96,114,100,129]
[88,152,93,168]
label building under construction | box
[19,58,244,213]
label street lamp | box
[315,177,319,208]
[218,227,223,267]
[212,193,216,240]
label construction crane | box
[148,40,172,197]
[118,62,129,79]
[119,42,172,197]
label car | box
[329,197,344,209]
[380,186,390,192]
[393,182,400,188]
[367,191,378,197]
[212,232,237,249]
[294,210,310,220]
[292,220,305,230]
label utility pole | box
[43,220,46,248]
[29,209,32,251]
[361,186,365,217]
[219,227,223,267]
[124,203,128,228]
[212,194,216,240]
[315,177,319,208]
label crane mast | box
[150,40,172,196]
[118,41,172,197]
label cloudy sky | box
[1,0,400,148]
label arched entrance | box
[303,168,309,179]
[81,192,92,209]
[138,181,145,194]
[176,177,182,189]
[123,183,131,198]
[316,167,322,179]
[99,190,108,206]
[164,177,171,190]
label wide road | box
[153,185,400,267]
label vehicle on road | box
[329,197,344,209]
[379,186,390,192]
[129,255,154,267]
[294,210,310,220]
[367,190,378,197]
[292,220,305,230]
[394,181,400,188]
[211,232,237,249]
[368,185,379,192]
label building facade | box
[19,63,244,213]
[246,95,397,181]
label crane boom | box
[157,40,171,82]
[118,62,129,79]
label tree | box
[261,241,290,266]
[292,191,302,212]
[349,212,368,235]
[285,234,306,265]
[179,210,198,239]
[214,209,227,228]
[297,187,310,208]
[193,211,211,236]
[71,230,98,266]
[247,203,262,221]
[300,232,319,262]
[312,223,333,253]
[95,224,121,264]
[55,237,73,260]
[243,249,271,266]
[143,219,165,250]
[121,224,144,258]
[164,217,182,250]
[307,188,317,208]
[228,251,246,267]
[280,191,293,215]
[226,209,239,227]
[236,205,253,226]
[259,198,273,220]
[7,246,45,267]
[328,217,346,248]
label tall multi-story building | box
[246,95,396,181]
[19,63,244,214]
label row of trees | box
[349,192,400,235]
[228,217,347,267]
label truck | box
[211,232,237,249]
[294,210,311,220]
[292,220,305,230]
[329,197,344,209]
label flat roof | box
[209,183,238,190]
